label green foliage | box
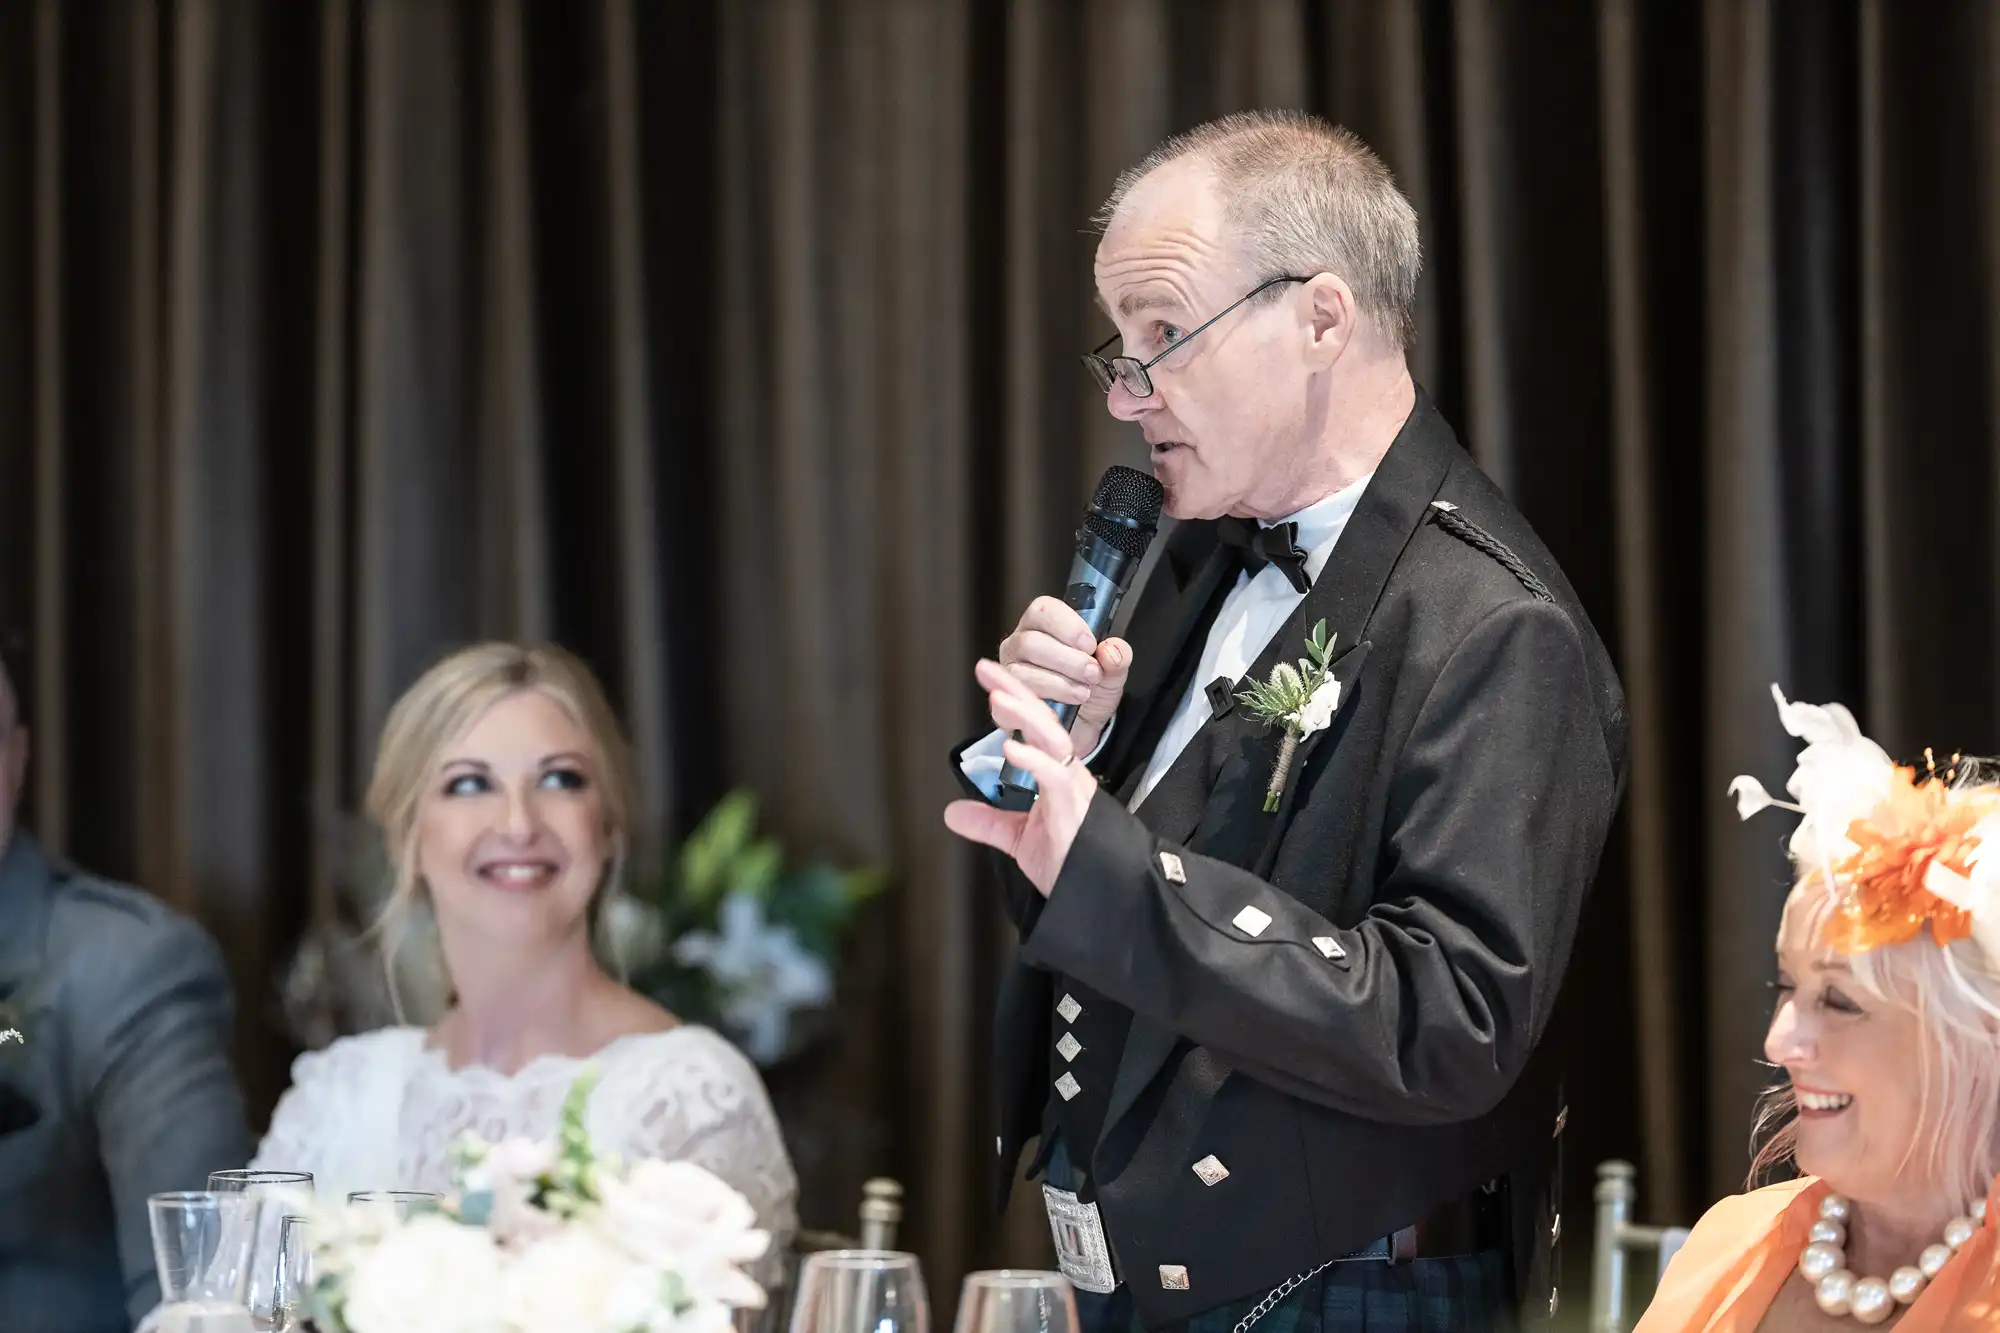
[620,790,883,1063]
[1235,619,1335,725]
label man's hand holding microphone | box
[943,466,1164,897]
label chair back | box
[1588,1160,1691,1333]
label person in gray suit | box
[0,638,252,1331]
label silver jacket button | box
[1231,905,1272,937]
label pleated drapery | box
[6,0,2000,1306]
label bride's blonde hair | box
[365,642,641,1016]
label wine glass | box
[207,1170,314,1329]
[270,1215,314,1333]
[953,1273,1080,1333]
[148,1191,259,1332]
[207,1169,315,1202]
[346,1189,442,1220]
[790,1251,930,1333]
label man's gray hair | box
[1098,110,1422,350]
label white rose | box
[464,1135,564,1248]
[484,1183,564,1250]
[1297,677,1342,738]
[341,1216,504,1333]
[487,1135,558,1182]
[597,1161,769,1309]
[610,1161,763,1252]
[502,1230,660,1333]
[464,1135,557,1202]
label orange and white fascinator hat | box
[1730,685,2000,969]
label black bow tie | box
[1217,517,1313,594]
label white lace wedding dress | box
[251,1024,799,1288]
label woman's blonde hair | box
[365,642,641,1013]
[1750,866,2000,1209]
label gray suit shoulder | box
[45,865,214,951]
[40,865,231,1009]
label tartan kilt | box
[1077,1251,1519,1333]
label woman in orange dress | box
[1637,688,2000,1331]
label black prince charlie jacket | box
[958,390,1628,1329]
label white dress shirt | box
[962,474,1372,811]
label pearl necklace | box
[1797,1191,1989,1323]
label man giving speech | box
[948,111,1627,1332]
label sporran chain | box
[1231,1259,1337,1333]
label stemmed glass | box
[346,1189,441,1220]
[270,1215,314,1332]
[789,1250,930,1333]
[208,1170,314,1329]
[953,1273,1080,1333]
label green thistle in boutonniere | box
[1236,619,1341,813]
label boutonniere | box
[0,975,47,1054]
[1236,619,1340,813]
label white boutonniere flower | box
[1236,619,1339,813]
[0,977,37,1051]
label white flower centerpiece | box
[301,1069,770,1333]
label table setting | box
[145,1067,1081,1333]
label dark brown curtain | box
[5,0,2000,1307]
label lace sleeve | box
[251,1029,412,1192]
[599,1029,801,1289]
[250,1046,344,1179]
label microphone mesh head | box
[1082,465,1165,559]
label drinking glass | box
[953,1273,1080,1333]
[148,1191,258,1332]
[270,1215,314,1333]
[790,1251,930,1333]
[207,1170,314,1328]
[207,1169,315,1200]
[346,1189,442,1220]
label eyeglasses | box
[1081,274,1315,399]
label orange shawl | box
[1636,1176,2000,1331]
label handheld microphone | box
[996,464,1165,808]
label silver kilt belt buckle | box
[1041,1184,1118,1293]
